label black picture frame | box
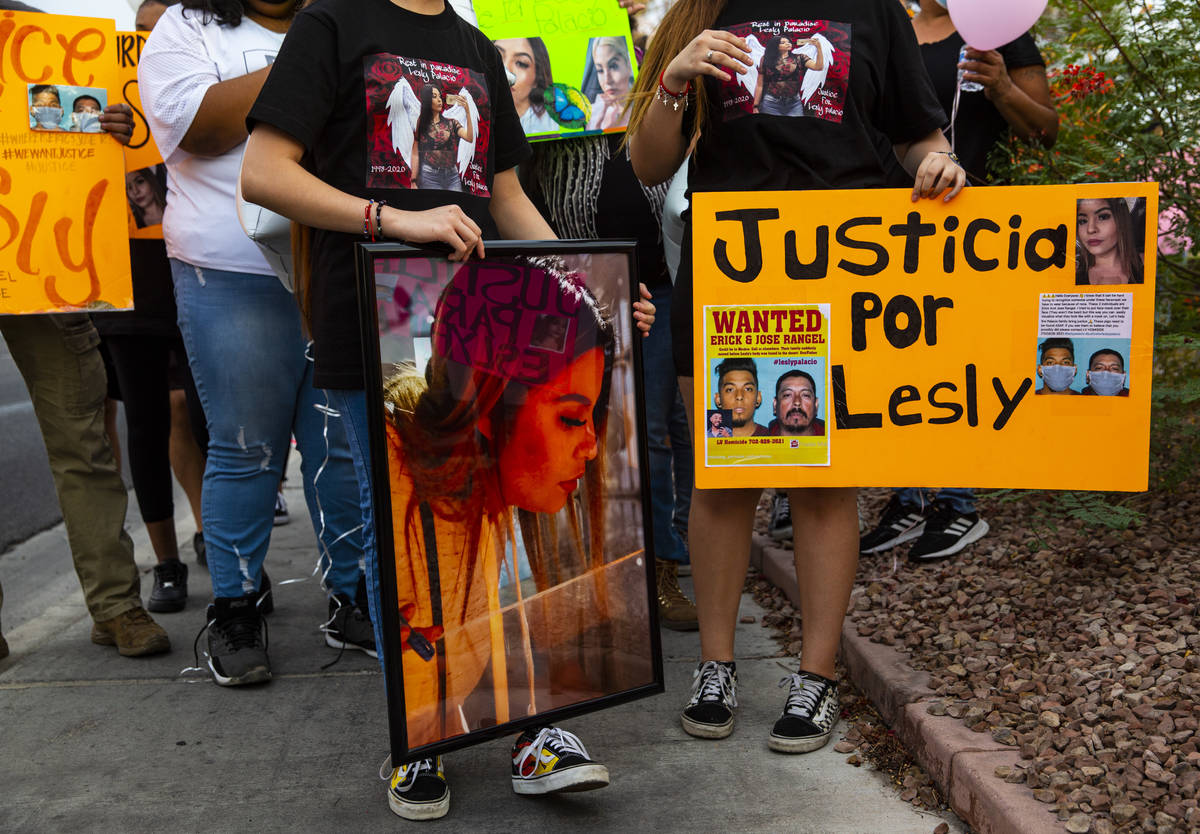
[355,239,664,762]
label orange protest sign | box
[115,30,165,240]
[0,10,132,314]
[691,182,1157,491]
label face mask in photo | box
[71,110,101,133]
[32,106,63,129]
[1088,370,1126,396]
[1040,363,1076,392]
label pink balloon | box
[947,0,1048,50]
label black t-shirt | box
[920,31,1044,182]
[677,0,946,287]
[248,0,529,389]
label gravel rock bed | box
[760,486,1200,834]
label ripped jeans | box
[171,260,364,600]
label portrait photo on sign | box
[357,241,662,760]
[716,19,849,123]
[28,83,108,132]
[364,54,492,194]
[1034,336,1132,397]
[580,36,634,131]
[493,36,569,136]
[126,164,167,229]
[1075,196,1147,285]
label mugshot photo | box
[709,356,826,438]
[28,83,107,133]
[1035,336,1132,396]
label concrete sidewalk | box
[1,483,966,833]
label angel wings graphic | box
[385,77,479,187]
[737,32,835,110]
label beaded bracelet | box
[374,199,387,240]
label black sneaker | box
[511,726,609,795]
[147,559,187,613]
[203,595,270,686]
[859,495,929,554]
[384,755,449,820]
[907,501,989,562]
[193,531,206,567]
[769,670,840,753]
[681,660,738,739]
[768,491,792,541]
[325,592,377,658]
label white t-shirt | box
[139,6,282,275]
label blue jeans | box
[896,487,976,515]
[642,284,692,564]
[327,389,385,673]
[171,260,363,600]
[761,92,805,117]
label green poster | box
[472,0,640,141]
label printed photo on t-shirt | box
[364,53,492,195]
[717,20,850,124]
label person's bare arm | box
[179,66,271,156]
[242,123,484,259]
[490,167,555,240]
[629,29,752,186]
[960,51,1058,147]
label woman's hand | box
[618,0,646,20]
[911,152,967,203]
[633,282,655,337]
[663,30,753,92]
[959,48,1012,101]
[384,204,485,261]
[98,103,134,145]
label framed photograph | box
[356,240,663,761]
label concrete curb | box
[751,535,1064,834]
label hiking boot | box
[907,501,989,562]
[325,591,376,658]
[859,494,929,554]
[511,727,609,795]
[193,531,206,567]
[768,670,840,753]
[273,491,290,526]
[204,595,270,686]
[147,559,187,613]
[768,491,793,541]
[384,755,449,820]
[656,558,698,631]
[90,606,171,656]
[681,660,737,739]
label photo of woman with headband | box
[378,255,651,752]
[1075,197,1145,285]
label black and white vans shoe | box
[768,670,840,753]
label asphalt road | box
[0,335,129,556]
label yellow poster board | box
[116,29,165,240]
[691,182,1157,491]
[0,10,132,314]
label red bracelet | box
[364,201,375,241]
[658,69,689,98]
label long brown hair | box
[626,0,728,149]
[1076,198,1144,285]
